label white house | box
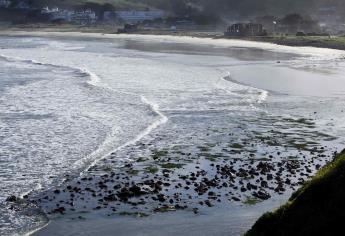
[41,7,73,22]
[41,7,97,24]
[71,10,97,24]
[0,0,11,8]
[104,10,165,23]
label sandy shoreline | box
[1,26,345,52]
[0,28,344,56]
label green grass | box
[246,150,345,236]
[260,35,345,51]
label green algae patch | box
[205,156,217,162]
[246,150,345,236]
[230,143,244,149]
[152,149,169,160]
[119,212,149,218]
[243,197,262,205]
[160,163,185,169]
[144,166,159,174]
[102,165,113,172]
[205,143,217,148]
[154,205,176,213]
[126,169,140,176]
[136,157,147,162]
[198,146,210,152]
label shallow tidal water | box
[0,33,345,236]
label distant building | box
[0,0,10,8]
[41,7,97,24]
[225,23,266,37]
[71,10,97,24]
[104,10,165,23]
[41,7,73,22]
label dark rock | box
[104,194,117,202]
[253,190,271,200]
[232,197,241,202]
[157,194,166,202]
[205,200,213,207]
[52,207,66,214]
[6,195,17,202]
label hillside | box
[29,0,149,10]
[246,150,345,236]
[28,0,345,18]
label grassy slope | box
[246,149,345,236]
[265,36,345,50]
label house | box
[0,0,10,8]
[41,7,73,22]
[104,10,165,23]
[41,7,97,24]
[71,10,97,24]
[225,23,266,37]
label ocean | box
[0,33,345,235]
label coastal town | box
[0,0,345,37]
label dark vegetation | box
[3,0,345,24]
[246,150,345,236]
[257,35,345,51]
[21,0,345,14]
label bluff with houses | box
[0,0,168,25]
[0,0,344,35]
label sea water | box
[0,34,345,235]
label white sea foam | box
[0,52,169,175]
[216,72,269,105]
[78,96,168,173]
[1,52,167,170]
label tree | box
[281,13,303,26]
